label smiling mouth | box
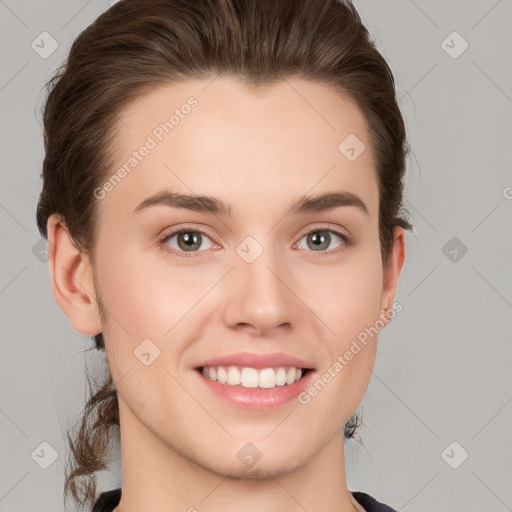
[196,365,313,389]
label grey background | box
[1,0,511,511]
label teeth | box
[200,365,306,389]
[241,367,259,388]
[226,366,240,385]
[275,368,287,386]
[217,367,227,384]
[259,368,276,388]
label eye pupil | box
[308,230,330,251]
[178,232,201,251]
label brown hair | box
[36,0,413,508]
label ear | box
[379,226,406,324]
[46,214,102,337]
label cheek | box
[313,251,383,345]
[95,243,200,339]
[307,247,383,406]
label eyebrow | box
[134,189,369,218]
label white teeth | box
[226,366,240,385]
[241,367,259,388]
[258,368,276,388]
[217,367,227,384]
[201,365,307,389]
[275,368,287,386]
[286,367,296,385]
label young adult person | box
[36,1,412,510]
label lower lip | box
[195,369,315,409]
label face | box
[89,77,399,478]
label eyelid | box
[294,222,352,243]
[157,223,218,242]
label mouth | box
[195,365,314,390]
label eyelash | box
[157,223,353,259]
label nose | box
[221,239,300,336]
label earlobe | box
[46,214,102,337]
[380,226,406,321]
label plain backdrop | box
[1,1,511,511]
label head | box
[36,0,412,508]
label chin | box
[195,448,310,481]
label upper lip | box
[195,352,315,370]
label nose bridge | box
[237,232,286,298]
[225,232,296,331]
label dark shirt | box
[92,487,398,511]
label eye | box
[294,225,351,255]
[158,223,352,259]
[158,225,217,258]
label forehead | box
[99,77,379,224]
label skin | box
[47,77,405,512]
